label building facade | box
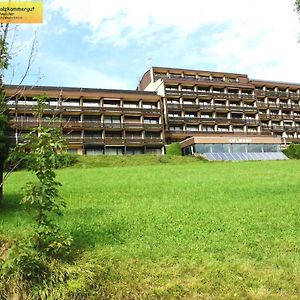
[5,66,300,157]
[138,67,300,146]
[6,85,165,155]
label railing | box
[8,103,160,114]
[262,125,300,131]
[64,137,164,145]
[165,90,256,100]
[255,90,298,98]
[10,120,163,130]
[166,130,271,136]
[155,74,241,85]
[168,116,259,125]
[167,103,257,111]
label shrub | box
[166,143,182,156]
[282,143,300,159]
[54,153,79,169]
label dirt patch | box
[0,243,10,261]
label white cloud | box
[45,0,300,83]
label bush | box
[54,153,79,169]
[166,143,182,156]
[282,143,300,159]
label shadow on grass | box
[66,208,128,250]
[1,193,23,213]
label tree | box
[295,0,300,13]
[0,24,11,206]
[16,95,72,256]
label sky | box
[3,0,300,90]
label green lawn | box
[1,159,300,299]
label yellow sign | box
[0,1,43,23]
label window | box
[145,132,161,139]
[195,144,212,153]
[202,126,214,131]
[143,103,157,109]
[144,118,159,124]
[186,126,198,131]
[231,144,247,152]
[212,144,230,152]
[247,144,262,152]
[104,116,121,124]
[124,101,138,108]
[263,144,278,152]
[105,147,124,155]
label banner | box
[0,1,43,23]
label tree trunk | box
[0,159,3,206]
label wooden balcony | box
[167,103,257,112]
[145,138,164,145]
[83,137,104,144]
[82,106,102,112]
[290,93,300,100]
[10,120,61,128]
[270,115,282,121]
[61,121,83,129]
[257,101,268,109]
[123,123,143,129]
[64,137,83,144]
[104,138,125,145]
[259,113,270,120]
[61,106,82,113]
[281,115,294,120]
[255,90,289,98]
[83,121,102,128]
[103,123,123,129]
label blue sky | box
[3,0,300,90]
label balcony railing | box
[63,136,164,145]
[255,90,299,99]
[165,89,256,100]
[166,130,271,136]
[168,116,259,125]
[262,125,300,132]
[167,103,257,111]
[156,74,241,85]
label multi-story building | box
[138,66,300,146]
[5,66,300,159]
[6,85,165,155]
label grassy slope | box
[1,159,300,299]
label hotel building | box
[5,66,300,159]
[6,85,165,155]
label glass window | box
[247,144,263,153]
[263,144,278,152]
[212,144,230,153]
[194,144,211,153]
[231,144,247,152]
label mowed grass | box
[1,159,300,299]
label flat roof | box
[4,84,158,96]
[250,79,300,88]
[152,66,248,78]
